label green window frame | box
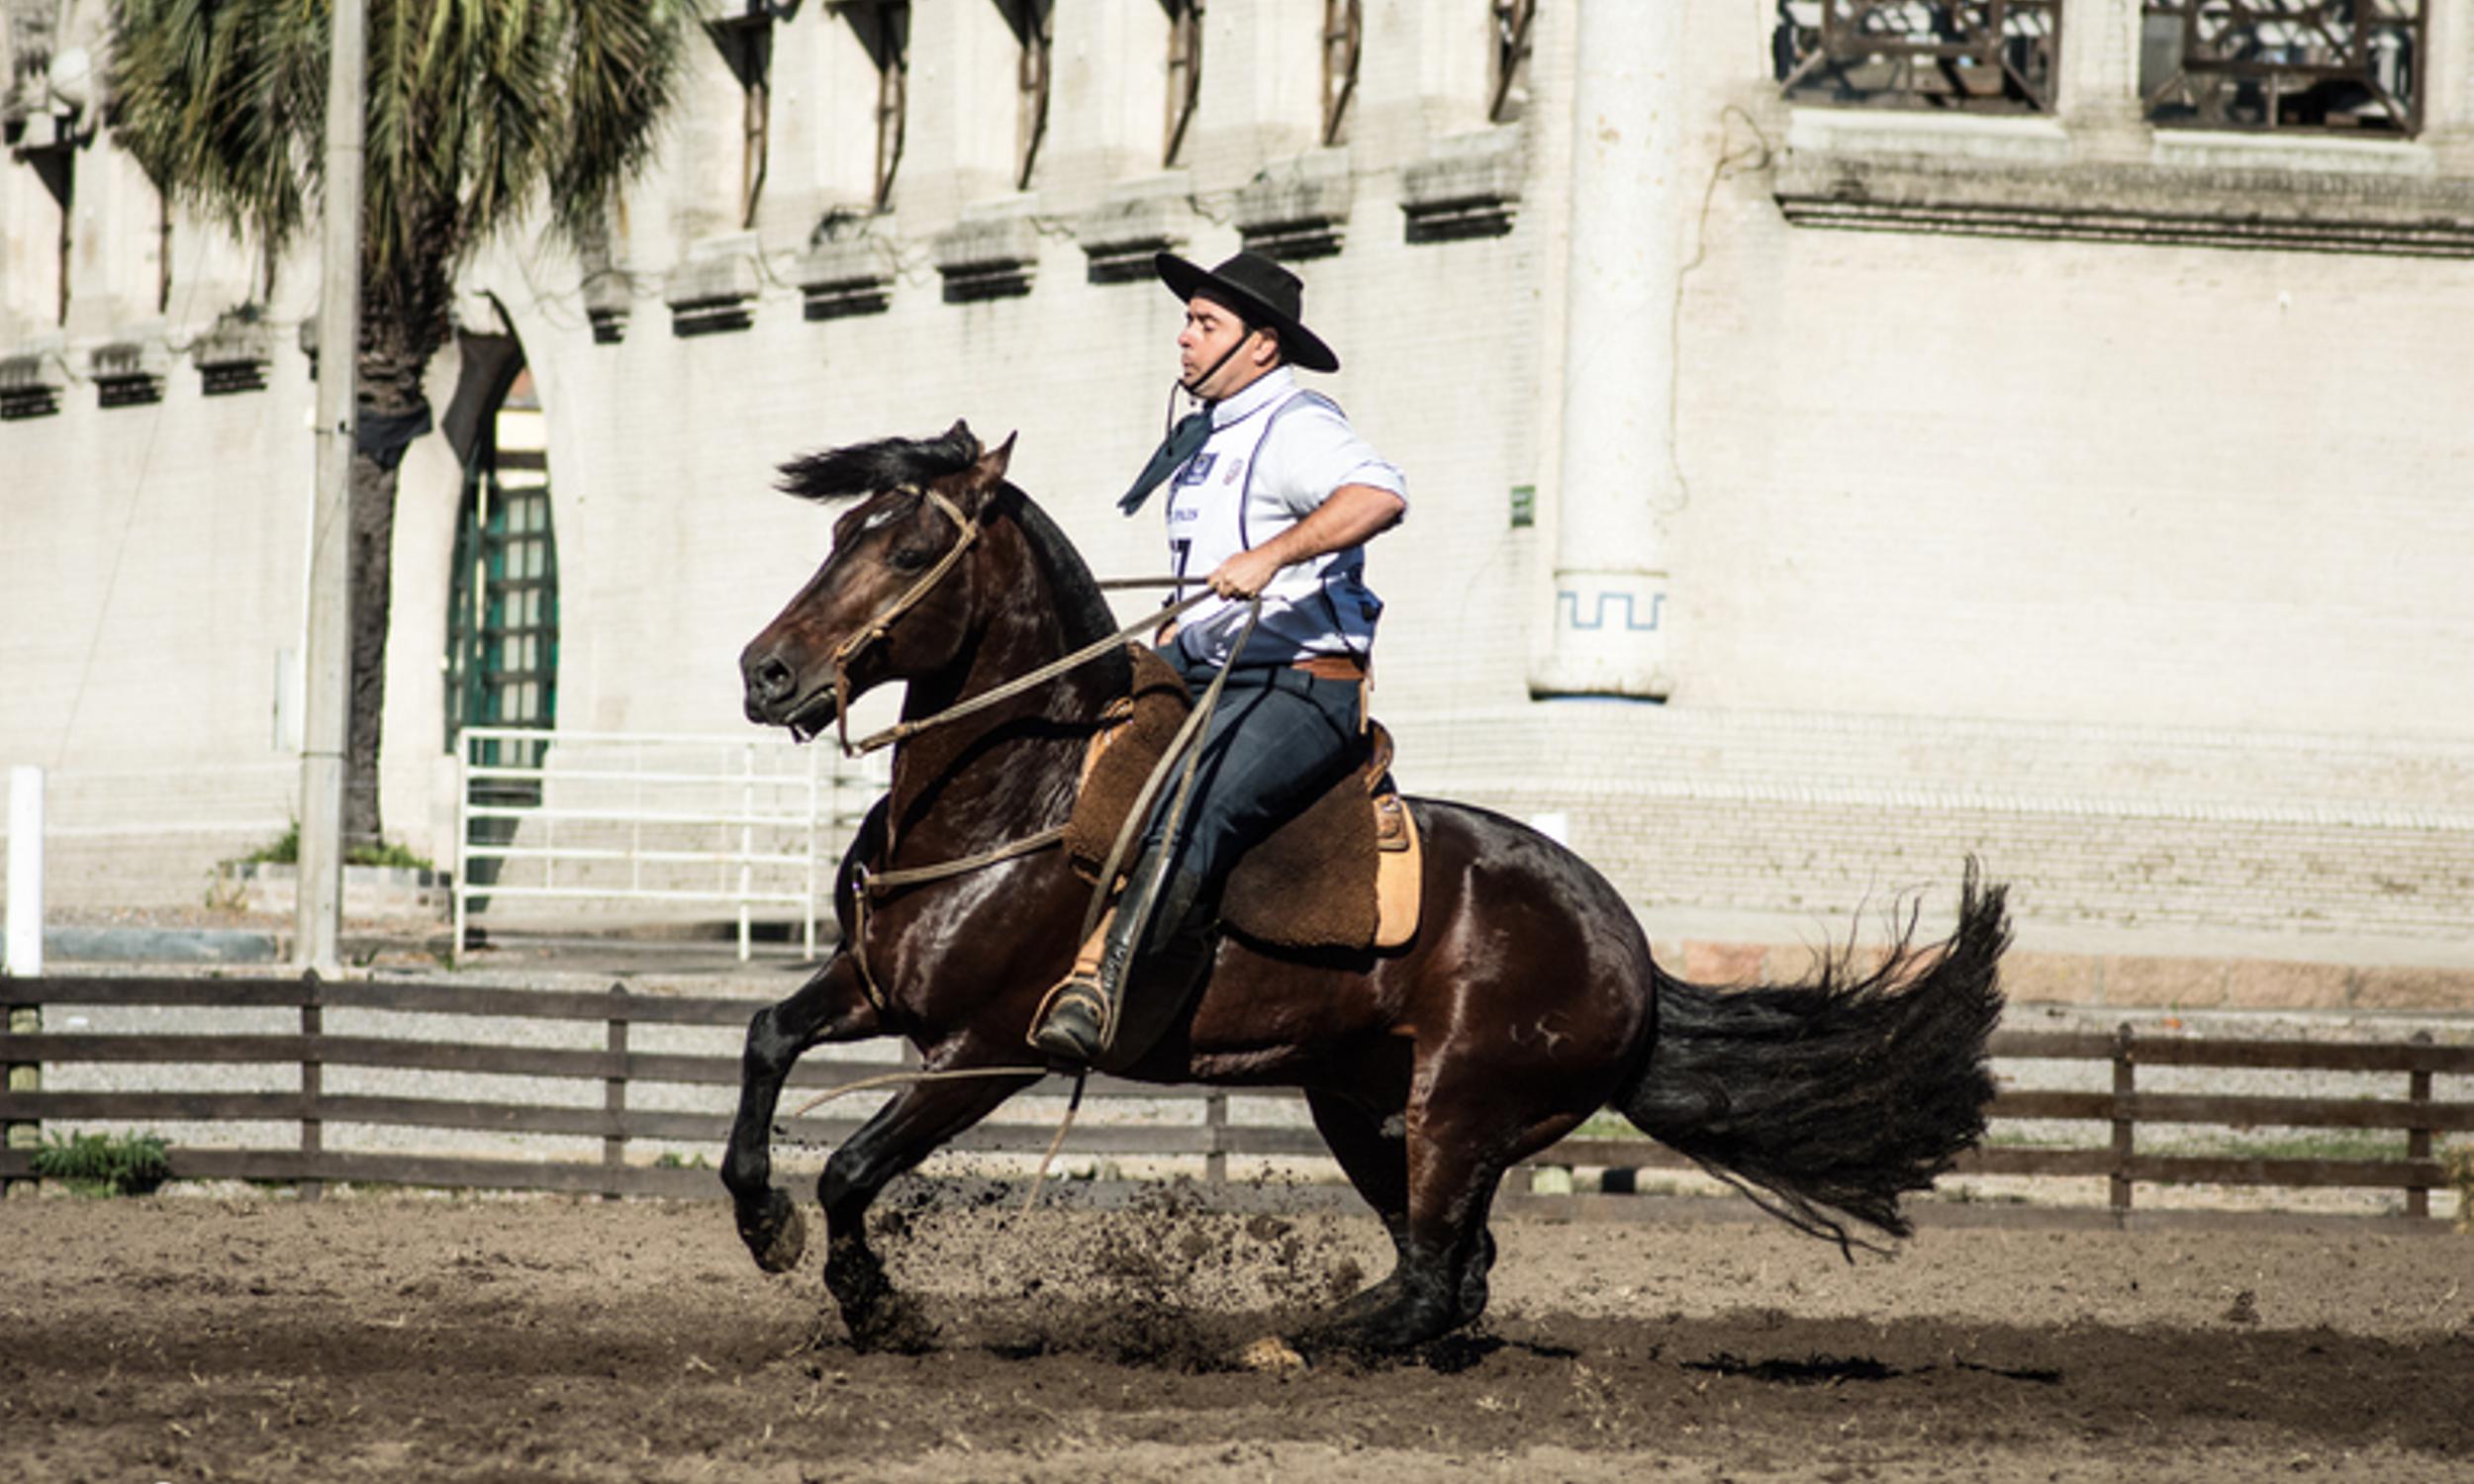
[445,370,559,769]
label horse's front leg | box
[724,952,881,1272]
[818,1058,1040,1351]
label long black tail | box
[1618,863,2010,1253]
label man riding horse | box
[1028,251,1408,1066]
[726,260,2007,1357]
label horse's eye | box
[885,541,934,574]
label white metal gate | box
[452,728,884,962]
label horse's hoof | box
[845,1293,937,1354]
[1239,1335,1308,1373]
[739,1191,807,1273]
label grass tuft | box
[245,821,434,871]
[31,1131,173,1197]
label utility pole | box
[298,0,366,974]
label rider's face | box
[1178,294,1279,400]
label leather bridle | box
[809,483,1212,760]
[815,485,984,757]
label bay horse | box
[724,423,2009,1355]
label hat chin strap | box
[1177,324,1264,400]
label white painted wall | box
[4,0,2471,967]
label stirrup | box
[1029,916,1117,1063]
[1028,974,1110,1063]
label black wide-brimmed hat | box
[1155,250,1340,373]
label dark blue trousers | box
[1143,646,1364,895]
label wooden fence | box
[2,974,2468,1218]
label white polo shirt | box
[1163,367,1407,669]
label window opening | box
[2140,0,2421,135]
[1773,0,2060,114]
[1489,0,1537,124]
[1000,1,1054,189]
[22,143,75,325]
[1322,0,1362,146]
[708,8,775,227]
[1164,0,1204,165]
[842,0,911,211]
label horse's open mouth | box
[781,690,839,745]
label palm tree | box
[109,0,690,847]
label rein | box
[824,479,1258,1012]
[803,479,1263,1211]
[821,481,1222,760]
[840,582,1212,757]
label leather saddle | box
[1064,646,1423,953]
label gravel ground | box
[6,1194,2472,1483]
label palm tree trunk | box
[342,311,437,851]
[343,441,396,851]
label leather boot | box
[1026,906,1128,1063]
[1029,850,1214,1067]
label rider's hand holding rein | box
[1172,286,1404,603]
[1203,482,1403,599]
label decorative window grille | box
[446,369,559,776]
[2141,0,2422,135]
[999,0,1053,189]
[1322,0,1362,146]
[1773,0,2060,114]
[842,0,909,210]
[1489,0,1537,124]
[1164,0,1203,165]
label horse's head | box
[740,420,1015,741]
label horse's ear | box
[968,431,1016,495]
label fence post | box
[605,983,629,1197]
[4,1001,36,1199]
[300,972,325,1202]
[6,766,42,978]
[804,744,819,960]
[6,770,46,1196]
[737,744,756,963]
[451,737,469,967]
[1205,1091,1228,1186]
[2406,1030,2434,1221]
[2110,1022,2136,1216]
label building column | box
[1531,0,1683,700]
[2058,0,2147,158]
[2427,0,2474,166]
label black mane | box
[994,484,1131,689]
[776,423,980,502]
[776,423,1130,694]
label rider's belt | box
[1290,653,1368,682]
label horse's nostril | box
[751,656,795,701]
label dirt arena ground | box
[3,1188,2469,1483]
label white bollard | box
[6,766,42,977]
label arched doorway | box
[444,363,558,754]
[442,339,558,890]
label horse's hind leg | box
[1303,1088,1414,1324]
[816,1062,1038,1351]
[1307,1073,1594,1353]
[723,953,879,1272]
